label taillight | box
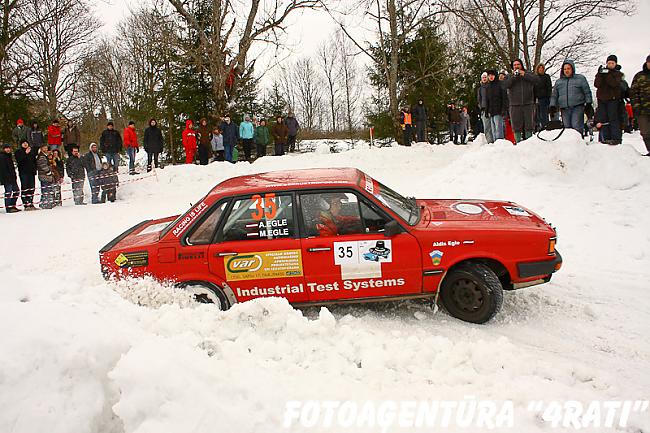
[548,237,557,255]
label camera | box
[514,70,520,76]
[598,65,609,74]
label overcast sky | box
[96,0,650,79]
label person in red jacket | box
[182,119,197,164]
[124,121,139,175]
[47,119,62,151]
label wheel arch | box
[443,256,513,290]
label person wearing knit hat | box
[630,54,650,155]
[12,118,29,147]
[476,72,492,142]
[594,54,624,144]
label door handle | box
[308,247,331,252]
[216,251,238,257]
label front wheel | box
[178,281,230,311]
[439,263,503,324]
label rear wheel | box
[439,263,503,324]
[179,281,230,311]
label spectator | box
[220,115,239,162]
[14,139,37,210]
[99,162,118,203]
[64,119,81,157]
[124,121,139,175]
[82,142,102,204]
[254,119,270,158]
[36,145,54,209]
[504,59,538,142]
[182,119,197,164]
[534,64,552,130]
[477,72,491,141]
[549,59,593,135]
[197,118,212,165]
[630,54,650,156]
[447,103,461,144]
[143,118,163,172]
[271,115,289,156]
[28,121,44,149]
[0,143,20,213]
[50,148,64,207]
[211,128,224,161]
[486,69,507,141]
[412,99,428,142]
[625,102,634,132]
[239,115,254,161]
[12,119,29,148]
[285,111,300,152]
[620,74,631,133]
[100,121,123,171]
[594,55,623,145]
[66,145,86,205]
[47,119,62,151]
[399,107,413,146]
[459,107,470,144]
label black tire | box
[439,263,503,324]
[178,281,230,311]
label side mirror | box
[383,220,401,237]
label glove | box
[584,103,594,119]
[549,106,557,117]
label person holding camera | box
[630,54,650,155]
[549,59,593,135]
[594,55,623,145]
[485,69,507,141]
[504,59,538,143]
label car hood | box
[416,199,552,230]
[104,216,178,252]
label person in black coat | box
[14,139,37,209]
[0,143,20,213]
[66,145,86,205]
[485,70,508,141]
[99,121,122,171]
[534,63,553,130]
[412,100,428,142]
[143,118,164,172]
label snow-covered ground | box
[1,131,649,433]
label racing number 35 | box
[337,245,353,259]
[251,193,278,220]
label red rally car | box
[99,168,562,323]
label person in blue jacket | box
[549,59,594,134]
[239,115,254,161]
[219,115,239,163]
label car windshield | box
[360,174,419,225]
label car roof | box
[208,167,364,197]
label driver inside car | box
[315,193,363,236]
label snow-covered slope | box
[1,131,649,433]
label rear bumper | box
[517,250,563,279]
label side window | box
[360,198,390,233]
[219,193,295,242]
[300,191,364,237]
[186,201,228,245]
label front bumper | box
[517,250,563,279]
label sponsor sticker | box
[225,249,303,281]
[453,202,484,215]
[138,222,169,236]
[429,250,444,266]
[334,240,392,280]
[114,251,149,268]
[503,205,531,217]
[172,201,209,237]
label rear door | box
[299,190,422,302]
[207,192,308,303]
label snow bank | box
[1,132,649,433]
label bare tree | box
[440,0,634,70]
[166,0,321,113]
[324,0,441,139]
[335,30,362,135]
[291,57,322,130]
[317,37,341,131]
[24,0,99,118]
